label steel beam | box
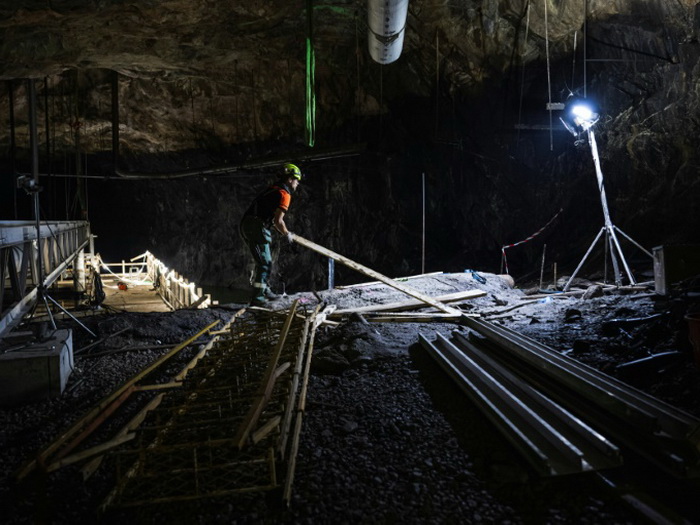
[460,316,700,478]
[420,333,621,476]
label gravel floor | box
[1,273,699,523]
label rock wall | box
[2,1,700,292]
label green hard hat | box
[283,163,302,181]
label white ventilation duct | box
[367,0,409,64]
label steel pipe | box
[367,0,409,64]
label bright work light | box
[570,103,599,128]
[560,98,600,135]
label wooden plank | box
[81,393,165,480]
[278,314,314,458]
[47,433,136,473]
[282,308,322,504]
[187,294,209,309]
[252,416,281,445]
[283,414,303,504]
[293,235,461,315]
[133,382,182,391]
[174,308,246,381]
[335,271,443,289]
[330,289,486,316]
[234,301,299,449]
[366,314,465,323]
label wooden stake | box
[539,244,547,290]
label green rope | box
[305,1,316,147]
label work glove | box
[285,232,295,244]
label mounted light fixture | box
[560,98,600,136]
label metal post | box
[583,0,587,98]
[29,80,40,198]
[44,77,52,216]
[588,130,633,284]
[111,70,120,171]
[422,172,426,274]
[29,79,56,329]
[539,244,547,291]
[8,80,18,219]
[75,251,86,293]
[327,257,335,290]
[28,79,42,288]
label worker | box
[239,163,302,306]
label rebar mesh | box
[103,306,312,510]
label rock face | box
[1,1,699,290]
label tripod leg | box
[603,230,610,283]
[41,293,57,330]
[613,226,653,258]
[26,288,57,330]
[45,294,97,338]
[564,227,605,291]
[608,227,636,286]
[605,228,624,286]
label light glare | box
[571,104,595,122]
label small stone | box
[583,284,604,299]
[341,419,358,433]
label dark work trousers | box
[240,216,272,303]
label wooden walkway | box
[100,274,170,313]
[28,274,170,325]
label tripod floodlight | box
[560,98,652,291]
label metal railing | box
[0,220,91,337]
[93,252,212,311]
[140,252,211,310]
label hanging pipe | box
[367,0,409,64]
[28,80,40,189]
[99,67,363,179]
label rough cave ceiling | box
[1,1,699,291]
[0,0,694,156]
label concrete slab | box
[0,329,74,405]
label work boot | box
[250,297,267,307]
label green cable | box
[305,2,316,147]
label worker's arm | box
[272,208,289,235]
